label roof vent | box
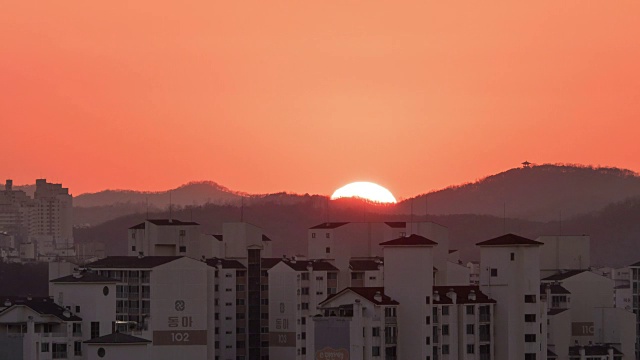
[468,290,476,301]
[374,291,383,303]
[446,288,457,304]
[3,299,11,307]
[433,291,440,302]
[27,295,32,301]
[63,310,71,318]
[138,253,144,259]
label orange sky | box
[2,1,640,199]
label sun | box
[331,182,397,203]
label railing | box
[40,332,68,338]
[52,351,67,359]
[72,331,82,337]
[479,314,491,322]
[385,336,397,344]
[385,317,397,324]
[480,332,491,342]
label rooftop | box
[206,258,246,269]
[282,259,339,272]
[540,284,571,295]
[476,233,543,247]
[321,287,399,306]
[84,332,151,344]
[50,272,119,283]
[0,296,82,321]
[384,222,406,228]
[568,345,622,356]
[433,286,496,304]
[261,258,283,270]
[350,259,382,271]
[380,234,438,247]
[310,222,349,230]
[128,219,199,229]
[86,256,183,269]
[548,308,569,316]
[542,270,588,281]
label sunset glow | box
[331,182,397,204]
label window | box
[72,323,82,336]
[327,272,337,280]
[426,315,431,324]
[301,273,309,280]
[225,302,232,306]
[179,230,186,236]
[326,233,330,238]
[372,327,380,337]
[91,322,100,339]
[236,285,245,291]
[466,344,475,354]
[312,232,316,238]
[236,299,245,305]
[442,325,449,336]
[301,287,310,295]
[490,268,498,277]
[52,343,67,359]
[316,276,323,280]
[525,314,536,322]
[425,296,430,304]
[525,354,537,360]
[510,252,515,261]
[524,295,537,303]
[301,303,309,310]
[466,324,475,335]
[442,345,449,355]
[131,245,136,252]
[301,332,306,339]
[261,299,269,305]
[74,341,82,356]
[442,306,449,315]
[466,305,475,315]
[426,336,430,345]
[179,246,186,253]
[301,317,306,325]
[237,271,246,277]
[525,334,536,342]
[326,247,331,253]
[372,346,381,356]
[369,276,376,280]
[41,343,50,352]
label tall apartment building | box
[0,179,74,260]
[477,234,547,360]
[628,261,640,360]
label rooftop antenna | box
[240,196,244,222]
[503,202,506,233]
[424,194,429,222]
[410,198,414,234]
[169,191,172,222]
[146,196,149,220]
[325,196,330,224]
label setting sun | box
[331,182,397,203]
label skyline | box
[3,1,640,198]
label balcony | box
[385,336,397,344]
[479,314,491,323]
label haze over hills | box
[67,163,640,226]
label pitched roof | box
[261,258,283,269]
[384,222,406,228]
[321,287,399,306]
[547,348,558,358]
[262,234,272,242]
[0,297,82,321]
[212,234,223,241]
[128,219,199,229]
[282,259,338,272]
[86,256,183,269]
[542,270,587,281]
[50,272,119,283]
[548,308,569,316]
[310,222,349,230]
[569,345,622,356]
[476,233,543,247]
[540,284,571,295]
[84,332,151,344]
[629,260,640,267]
[350,259,382,271]
[380,234,437,247]
[206,258,246,269]
[432,286,496,304]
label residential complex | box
[0,218,637,360]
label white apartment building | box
[0,296,84,360]
[627,261,640,360]
[477,234,547,360]
[268,258,339,360]
[537,236,590,279]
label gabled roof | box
[540,284,571,295]
[380,234,437,247]
[476,233,543,246]
[50,272,119,283]
[350,259,382,271]
[568,345,622,356]
[547,348,558,358]
[128,219,199,229]
[261,258,282,270]
[84,332,151,344]
[629,260,640,267]
[432,286,496,304]
[321,287,399,306]
[262,234,272,242]
[0,297,82,321]
[548,308,569,316]
[281,260,339,272]
[384,222,406,228]
[310,222,349,230]
[542,270,587,281]
[212,234,223,241]
[86,256,183,269]
[206,258,246,269]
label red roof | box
[476,233,543,247]
[384,222,406,228]
[432,286,496,304]
[310,222,349,229]
[380,234,437,246]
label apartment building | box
[628,261,640,360]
